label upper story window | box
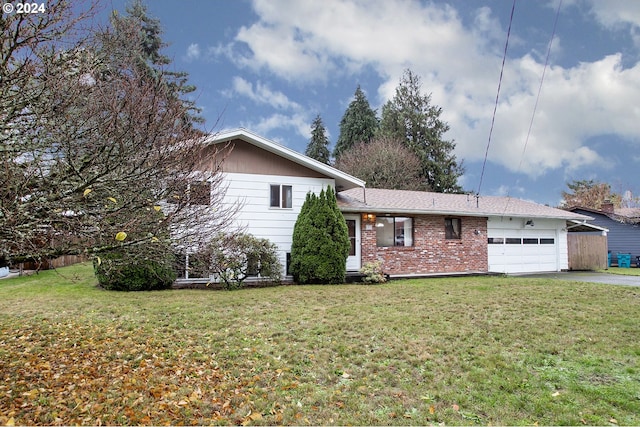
[270,184,292,208]
[189,182,211,205]
[168,181,211,205]
[376,216,413,247]
[445,218,461,239]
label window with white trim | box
[270,184,292,208]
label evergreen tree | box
[290,187,350,284]
[379,69,464,193]
[111,0,203,129]
[305,114,331,164]
[333,85,379,160]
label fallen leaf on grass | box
[452,404,459,411]
[241,410,263,425]
[552,391,561,397]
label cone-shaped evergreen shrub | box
[290,187,350,284]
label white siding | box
[487,217,568,273]
[221,172,336,271]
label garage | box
[487,218,562,274]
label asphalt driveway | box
[519,271,640,286]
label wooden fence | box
[20,254,87,271]
[568,234,607,270]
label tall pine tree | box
[305,114,331,164]
[333,85,379,160]
[111,0,203,129]
[379,69,463,193]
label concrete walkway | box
[518,271,640,287]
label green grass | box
[600,267,640,276]
[1,263,640,425]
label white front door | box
[344,215,361,271]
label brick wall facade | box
[360,214,488,275]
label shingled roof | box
[567,206,640,223]
[338,188,592,220]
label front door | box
[344,215,361,271]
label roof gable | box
[204,128,364,191]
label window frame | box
[269,184,293,209]
[376,216,414,247]
[167,180,211,205]
[445,217,462,240]
[189,181,211,206]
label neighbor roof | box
[568,206,640,222]
[338,188,592,220]
[204,128,365,191]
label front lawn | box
[1,263,639,425]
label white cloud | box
[586,0,640,29]
[231,77,301,111]
[228,77,311,139]
[185,43,201,61]
[242,113,311,141]
[223,0,640,178]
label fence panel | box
[568,234,607,270]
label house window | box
[167,181,210,205]
[445,218,461,239]
[270,184,292,208]
[189,182,211,205]
[376,217,413,247]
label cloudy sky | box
[104,0,640,205]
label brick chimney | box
[601,199,614,214]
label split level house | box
[183,128,594,280]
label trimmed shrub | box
[360,261,386,284]
[93,249,176,291]
[205,232,282,290]
[290,187,350,284]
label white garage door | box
[488,229,558,273]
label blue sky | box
[102,0,640,206]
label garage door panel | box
[488,228,559,273]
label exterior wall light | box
[362,213,376,223]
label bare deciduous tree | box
[334,136,425,191]
[0,1,238,269]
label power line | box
[517,0,563,174]
[502,0,563,216]
[476,0,516,197]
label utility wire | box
[516,0,563,174]
[502,0,563,216]
[476,0,516,197]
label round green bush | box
[94,251,176,291]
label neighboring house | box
[568,203,640,266]
[189,129,593,278]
